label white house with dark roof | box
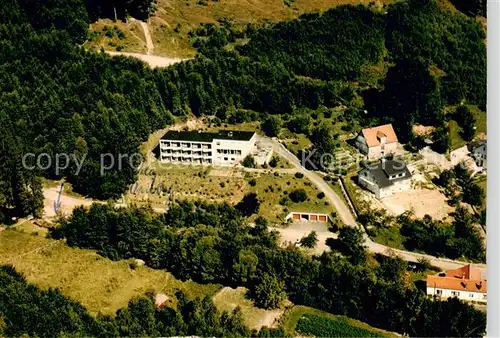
[159,130,257,166]
[357,158,412,198]
[468,140,487,170]
[355,124,399,160]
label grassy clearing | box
[370,224,406,250]
[448,119,466,150]
[128,166,248,208]
[0,224,220,316]
[86,0,397,57]
[247,172,334,222]
[280,131,312,155]
[85,19,147,53]
[212,287,288,330]
[448,104,487,150]
[280,305,396,337]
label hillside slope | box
[85,0,397,57]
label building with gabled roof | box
[355,124,399,159]
[468,139,487,170]
[357,158,412,199]
[426,264,487,303]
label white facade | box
[426,286,487,303]
[471,143,487,169]
[358,164,412,199]
[355,135,399,160]
[159,131,257,166]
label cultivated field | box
[280,305,396,337]
[0,224,220,315]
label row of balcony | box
[160,142,211,150]
[161,156,212,164]
[162,150,212,157]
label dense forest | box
[51,201,486,337]
[0,265,274,337]
[0,0,486,220]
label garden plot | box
[127,167,248,208]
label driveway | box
[257,136,357,227]
[259,136,486,277]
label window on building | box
[451,291,460,297]
[237,150,242,155]
[224,157,228,161]
[483,294,487,299]
[469,293,474,298]
[435,289,442,295]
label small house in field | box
[357,158,412,199]
[355,124,399,160]
[426,264,487,303]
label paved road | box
[42,138,487,277]
[257,135,357,226]
[259,136,487,277]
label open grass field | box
[212,287,289,330]
[448,104,487,150]
[280,305,396,337]
[0,223,220,316]
[85,19,147,53]
[85,0,398,58]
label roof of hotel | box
[427,265,486,293]
[445,264,482,280]
[162,130,255,142]
[359,159,411,188]
[361,124,398,147]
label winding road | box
[41,135,486,277]
[257,135,487,277]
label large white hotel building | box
[159,130,257,166]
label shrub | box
[279,196,291,206]
[269,156,279,168]
[295,172,304,179]
[289,189,307,203]
[249,178,257,187]
[317,192,325,199]
[242,155,256,168]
